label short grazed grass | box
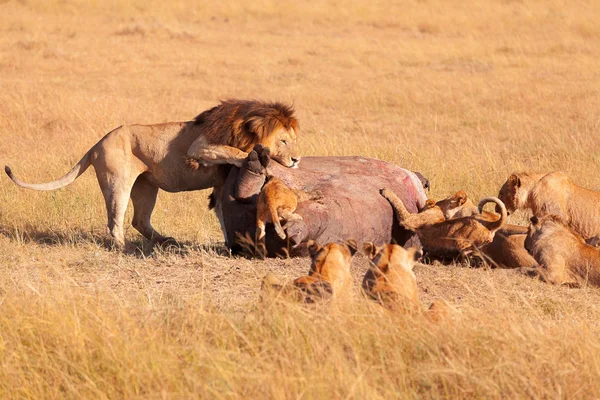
[1,0,600,397]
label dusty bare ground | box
[2,0,600,398]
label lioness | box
[293,240,357,302]
[481,231,538,269]
[436,190,470,219]
[524,215,600,287]
[362,243,452,320]
[381,187,507,259]
[5,100,300,248]
[498,171,600,240]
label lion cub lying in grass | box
[261,240,357,303]
[524,215,600,287]
[362,243,452,321]
[381,188,507,259]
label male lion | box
[5,100,300,248]
[524,215,600,287]
[498,171,600,240]
[362,243,452,320]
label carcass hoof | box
[283,218,308,248]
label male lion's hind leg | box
[130,176,175,246]
[96,169,137,250]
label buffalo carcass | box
[211,146,428,257]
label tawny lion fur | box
[481,231,538,269]
[379,189,448,230]
[498,171,600,240]
[362,243,452,321]
[256,177,302,241]
[294,240,357,302]
[261,240,357,303]
[5,99,300,248]
[381,188,507,258]
[441,190,528,235]
[524,215,600,287]
[434,190,535,268]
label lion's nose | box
[291,157,301,166]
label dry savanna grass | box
[1,0,600,398]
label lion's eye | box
[282,140,287,145]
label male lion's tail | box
[477,197,507,233]
[5,150,93,191]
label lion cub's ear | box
[362,242,379,259]
[345,239,358,256]
[509,174,522,188]
[409,248,424,263]
[455,190,468,206]
[425,199,436,209]
[307,240,321,257]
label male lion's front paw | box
[252,144,271,168]
[242,150,265,175]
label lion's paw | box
[253,144,271,168]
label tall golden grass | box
[1,0,600,397]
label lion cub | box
[362,243,452,320]
[256,177,303,241]
[381,187,507,259]
[524,215,600,287]
[293,240,357,302]
[261,240,357,303]
[381,189,471,230]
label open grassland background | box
[1,0,600,398]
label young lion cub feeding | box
[256,177,302,241]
